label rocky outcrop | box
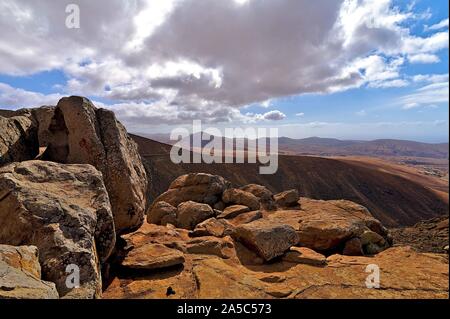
[98,176,447,299]
[273,189,299,208]
[0,161,116,298]
[0,245,59,299]
[0,112,38,165]
[222,188,261,211]
[265,198,391,254]
[234,220,299,261]
[32,96,148,234]
[151,173,229,208]
[104,228,449,299]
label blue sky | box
[0,0,448,142]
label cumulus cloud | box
[258,110,286,121]
[0,0,448,125]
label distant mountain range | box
[130,134,448,227]
[136,133,449,159]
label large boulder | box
[273,189,299,208]
[176,201,216,230]
[264,198,390,253]
[0,161,116,298]
[234,220,298,261]
[150,173,230,209]
[0,112,38,165]
[297,199,389,252]
[0,244,59,299]
[222,188,260,211]
[33,96,148,234]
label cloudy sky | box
[0,0,448,142]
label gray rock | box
[0,245,59,299]
[34,96,148,234]
[0,161,116,298]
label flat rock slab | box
[122,243,185,270]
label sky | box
[0,0,448,142]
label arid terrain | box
[0,97,448,300]
[131,134,448,227]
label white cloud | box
[0,82,63,108]
[408,53,440,64]
[259,110,286,121]
[0,0,448,125]
[425,18,449,31]
[370,79,409,88]
[400,80,449,109]
[243,110,286,123]
[295,112,305,117]
[402,102,420,110]
[412,73,449,83]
